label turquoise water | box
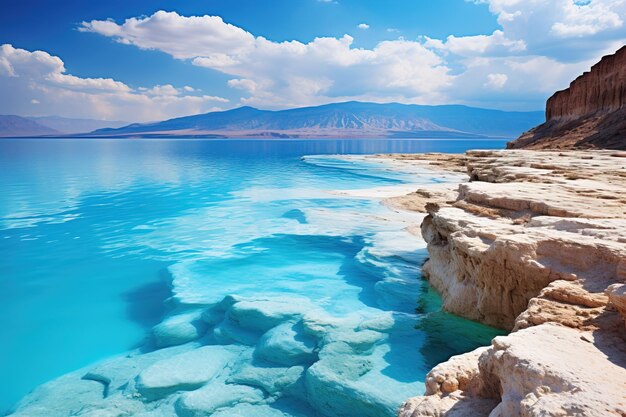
[0,139,506,416]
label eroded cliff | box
[508,46,626,150]
[380,150,626,417]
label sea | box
[0,138,507,415]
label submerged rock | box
[228,361,307,397]
[175,382,266,417]
[151,310,208,348]
[255,322,318,366]
[6,152,501,417]
[136,345,240,401]
[227,299,312,333]
[8,372,107,417]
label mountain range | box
[90,102,543,139]
[0,115,60,137]
[1,102,544,138]
[0,115,129,137]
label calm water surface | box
[0,138,507,414]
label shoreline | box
[370,150,626,416]
[6,148,625,417]
[6,152,496,417]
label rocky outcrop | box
[608,284,626,328]
[547,46,626,119]
[384,150,626,417]
[508,46,626,150]
[401,324,626,417]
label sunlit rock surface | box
[382,150,626,417]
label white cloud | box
[80,12,255,60]
[424,30,526,57]
[79,8,625,110]
[81,11,453,108]
[146,84,180,96]
[466,0,626,61]
[446,54,596,109]
[484,73,508,89]
[421,0,626,108]
[357,23,370,30]
[0,44,228,121]
[6,2,626,117]
[200,95,230,103]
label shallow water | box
[0,138,506,415]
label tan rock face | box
[420,150,626,331]
[402,324,626,417]
[389,150,626,417]
[608,283,626,328]
[547,46,626,120]
[508,45,626,150]
[479,324,626,417]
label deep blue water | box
[0,138,507,414]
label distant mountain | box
[27,116,130,134]
[0,115,59,137]
[87,102,543,139]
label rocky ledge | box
[380,150,626,417]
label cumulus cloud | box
[422,0,626,107]
[0,44,228,121]
[80,11,452,108]
[6,2,626,116]
[484,73,508,89]
[424,30,526,57]
[357,23,370,30]
[466,0,626,61]
[446,54,595,109]
[79,7,625,110]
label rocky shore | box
[376,150,626,417]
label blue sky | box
[1,0,624,121]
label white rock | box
[152,310,207,348]
[175,382,265,417]
[136,345,240,401]
[228,362,306,397]
[255,322,317,366]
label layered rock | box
[401,324,626,417]
[547,46,626,119]
[508,46,626,150]
[383,150,626,416]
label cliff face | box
[547,46,626,119]
[508,46,626,150]
[383,150,626,417]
